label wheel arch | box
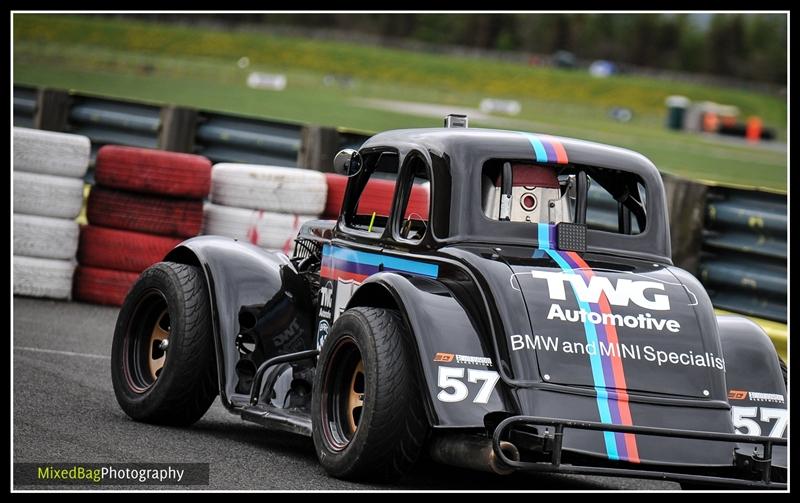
[163,236,309,409]
[717,314,786,396]
[345,272,512,428]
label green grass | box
[13,14,787,191]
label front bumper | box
[492,416,787,489]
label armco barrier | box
[195,112,302,167]
[13,86,36,128]
[13,85,787,327]
[68,95,161,152]
[701,186,787,322]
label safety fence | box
[12,85,788,329]
[700,187,787,322]
[12,126,354,307]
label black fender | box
[164,236,316,408]
[717,314,787,409]
[346,272,514,428]
[717,315,787,467]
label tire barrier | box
[86,186,204,238]
[13,256,76,300]
[203,203,315,253]
[210,163,327,215]
[73,266,140,307]
[13,214,80,260]
[75,146,212,306]
[13,127,90,300]
[95,145,212,198]
[205,163,325,255]
[323,173,430,220]
[13,127,90,178]
[14,171,85,220]
[77,225,183,273]
[12,87,787,351]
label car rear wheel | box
[311,307,428,481]
[111,261,217,426]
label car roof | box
[357,127,672,264]
[359,127,661,181]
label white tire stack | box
[13,127,90,300]
[205,163,327,255]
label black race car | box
[111,117,787,488]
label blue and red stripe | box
[536,224,640,463]
[520,133,569,164]
[320,245,439,283]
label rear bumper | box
[492,415,787,489]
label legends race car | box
[111,117,787,488]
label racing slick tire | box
[111,261,217,426]
[13,214,80,260]
[87,186,204,238]
[13,127,90,178]
[311,307,429,481]
[95,145,212,198]
[210,163,327,214]
[14,171,85,219]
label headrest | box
[493,163,559,189]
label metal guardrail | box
[701,187,787,322]
[68,95,161,156]
[195,112,301,167]
[12,85,787,324]
[13,86,36,128]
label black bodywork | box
[164,128,787,487]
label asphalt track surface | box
[13,297,679,491]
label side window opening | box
[480,160,646,235]
[586,174,646,235]
[345,151,400,235]
[481,161,574,225]
[395,157,431,242]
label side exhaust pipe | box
[429,434,520,475]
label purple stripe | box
[557,249,580,270]
[594,322,619,395]
[557,252,618,390]
[558,250,629,459]
[327,257,379,277]
[615,432,629,460]
[541,140,557,162]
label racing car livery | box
[111,118,787,488]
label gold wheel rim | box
[346,360,364,434]
[148,310,169,381]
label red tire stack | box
[74,146,212,306]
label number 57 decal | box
[731,406,788,438]
[437,366,500,404]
